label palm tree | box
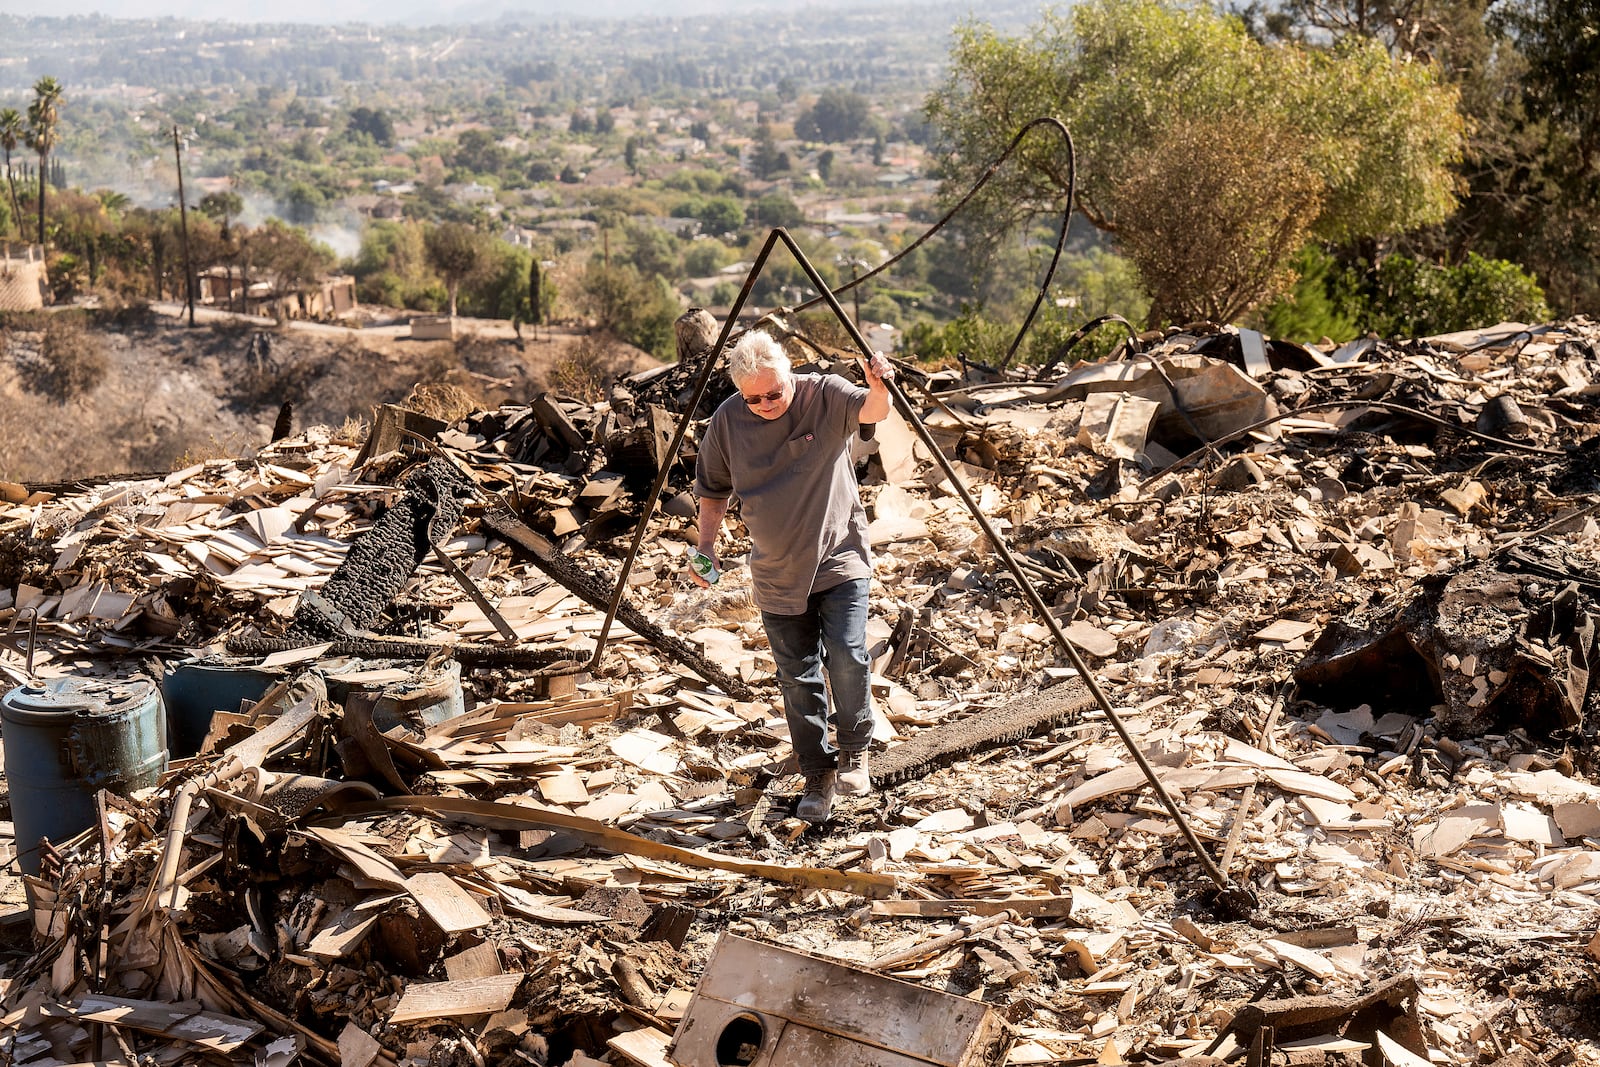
[0,108,22,238]
[27,76,63,247]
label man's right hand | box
[687,548,721,587]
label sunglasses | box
[742,387,785,407]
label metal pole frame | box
[578,119,1256,914]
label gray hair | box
[726,332,791,386]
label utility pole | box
[837,255,864,327]
[173,125,195,327]
[850,259,861,325]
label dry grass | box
[333,414,369,446]
[549,332,635,402]
[402,381,480,422]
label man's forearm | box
[860,380,889,423]
[697,497,730,551]
[859,354,893,423]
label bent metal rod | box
[585,141,1256,919]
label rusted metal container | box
[2,676,168,874]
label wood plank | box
[608,1026,674,1067]
[869,897,1075,919]
[443,941,504,982]
[50,995,263,1054]
[538,770,590,805]
[305,909,380,961]
[302,827,407,888]
[338,1020,383,1067]
[1262,938,1338,980]
[406,872,492,935]
[368,795,901,899]
[389,974,525,1024]
[690,934,993,1065]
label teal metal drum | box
[2,676,168,874]
[323,659,465,733]
[161,657,286,758]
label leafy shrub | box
[1260,248,1550,342]
[1258,246,1364,343]
[576,262,681,360]
[1446,253,1551,332]
[1367,252,1549,337]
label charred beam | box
[873,681,1094,787]
[288,458,476,641]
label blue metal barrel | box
[161,658,286,758]
[323,659,465,733]
[2,677,168,874]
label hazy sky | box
[0,0,905,22]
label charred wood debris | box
[2,312,1600,1067]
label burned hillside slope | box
[0,308,655,484]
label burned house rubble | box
[3,313,1600,1067]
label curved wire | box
[1039,313,1140,377]
[793,117,1077,374]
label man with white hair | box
[691,331,895,822]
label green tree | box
[623,221,680,279]
[460,240,532,320]
[750,123,787,179]
[577,261,681,358]
[424,221,490,317]
[683,237,732,277]
[198,190,243,238]
[1473,1,1600,313]
[50,188,114,290]
[1244,0,1598,314]
[926,1,1463,325]
[355,218,430,301]
[0,108,22,238]
[796,88,871,142]
[1233,0,1482,58]
[859,292,901,327]
[26,76,63,247]
[694,195,745,236]
[752,192,804,229]
[527,255,546,331]
[1256,246,1363,343]
[347,105,395,148]
[290,130,324,164]
[252,218,336,299]
[452,128,508,176]
[284,181,325,225]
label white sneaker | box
[837,749,871,796]
[796,772,837,822]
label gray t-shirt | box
[695,372,871,615]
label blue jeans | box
[761,578,873,778]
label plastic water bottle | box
[689,550,721,585]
